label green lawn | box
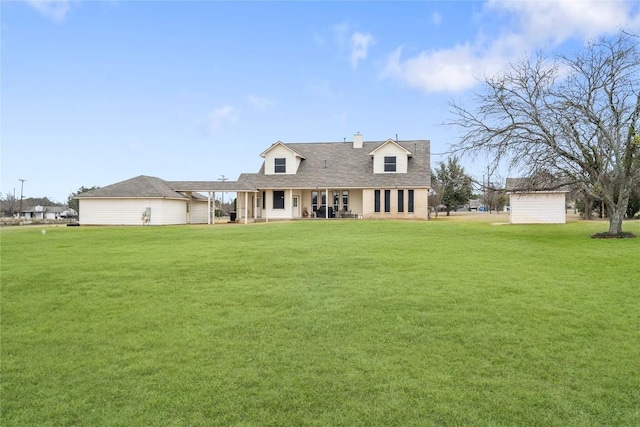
[2,218,639,426]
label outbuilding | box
[77,176,211,225]
[506,178,568,224]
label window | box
[273,190,285,209]
[384,190,391,212]
[408,190,414,213]
[374,190,381,213]
[333,191,340,212]
[398,190,404,212]
[312,191,318,212]
[274,158,286,173]
[262,191,266,209]
[384,156,396,172]
[342,190,349,212]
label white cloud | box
[327,22,375,69]
[207,105,238,133]
[431,11,443,27]
[248,95,274,111]
[25,0,72,22]
[332,22,352,48]
[382,0,640,93]
[382,44,496,93]
[349,32,375,69]
[487,0,640,42]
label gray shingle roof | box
[505,177,570,192]
[168,181,257,192]
[239,140,430,189]
[77,139,430,198]
[77,176,191,199]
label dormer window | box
[274,158,286,173]
[384,156,396,172]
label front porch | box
[236,188,364,222]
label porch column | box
[289,190,293,219]
[212,191,216,224]
[326,188,329,218]
[244,192,248,224]
[207,192,212,224]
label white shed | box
[506,178,568,224]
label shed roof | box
[505,177,570,193]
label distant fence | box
[0,218,76,226]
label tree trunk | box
[583,195,592,220]
[608,207,625,235]
[607,195,631,235]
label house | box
[505,177,569,224]
[234,134,431,221]
[20,205,66,220]
[77,134,431,225]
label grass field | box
[2,216,639,426]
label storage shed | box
[506,178,568,224]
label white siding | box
[509,192,566,224]
[262,189,291,219]
[79,198,190,225]
[162,199,190,224]
[190,200,209,224]
[372,143,409,174]
[264,145,299,175]
[349,190,363,216]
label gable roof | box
[76,175,192,199]
[20,206,66,213]
[238,139,430,189]
[505,177,570,193]
[368,139,413,156]
[259,141,306,159]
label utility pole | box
[218,175,228,209]
[487,165,491,214]
[482,174,485,213]
[19,179,26,218]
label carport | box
[169,180,258,224]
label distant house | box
[77,134,431,225]
[20,205,66,220]
[505,178,569,224]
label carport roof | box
[168,180,257,192]
[76,175,255,199]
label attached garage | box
[77,176,209,225]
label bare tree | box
[448,32,640,236]
[0,192,19,217]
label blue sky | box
[2,0,639,203]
